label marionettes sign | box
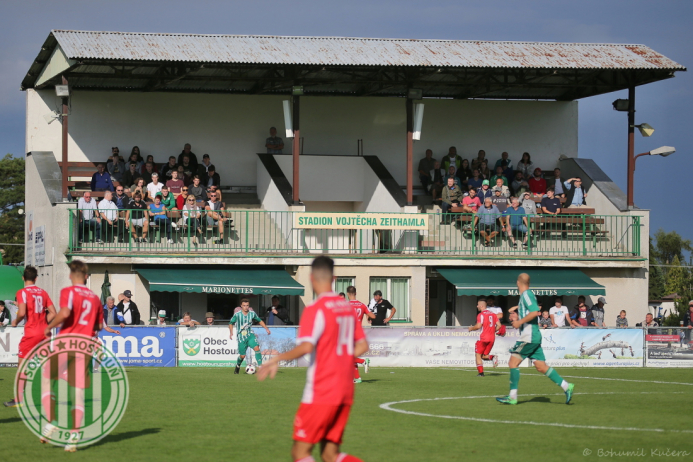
[294,213,428,230]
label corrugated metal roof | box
[51,30,685,70]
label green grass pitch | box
[1,367,692,461]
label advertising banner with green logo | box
[178,326,299,367]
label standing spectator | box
[166,169,185,197]
[528,168,547,195]
[520,191,537,215]
[146,173,164,201]
[616,310,628,328]
[417,149,437,192]
[475,198,501,247]
[0,301,11,326]
[156,310,168,326]
[489,166,508,186]
[467,169,483,191]
[549,297,570,328]
[206,165,221,188]
[441,146,463,172]
[178,143,198,173]
[440,177,463,220]
[189,175,208,201]
[516,152,534,179]
[540,188,562,215]
[127,192,149,243]
[115,290,141,327]
[511,171,529,196]
[371,290,396,326]
[107,152,126,183]
[564,177,589,208]
[503,197,529,248]
[538,311,552,329]
[477,180,494,203]
[494,151,513,172]
[122,163,140,189]
[91,163,115,192]
[491,178,510,197]
[161,156,179,181]
[462,187,482,213]
[197,154,213,177]
[683,301,693,329]
[141,161,156,185]
[103,296,118,326]
[98,190,121,242]
[205,312,216,326]
[429,161,446,202]
[592,296,607,327]
[547,168,566,197]
[471,150,486,171]
[643,313,659,334]
[266,296,290,326]
[178,312,200,327]
[570,296,595,327]
[456,159,473,189]
[149,193,174,244]
[265,127,284,154]
[77,191,102,243]
[485,296,503,321]
[490,188,509,213]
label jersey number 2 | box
[78,300,92,325]
[336,316,354,356]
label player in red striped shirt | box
[347,285,374,384]
[3,266,56,408]
[469,299,501,376]
[258,256,369,462]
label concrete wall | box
[256,157,290,212]
[88,264,150,321]
[27,89,577,187]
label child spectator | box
[616,310,628,328]
[538,311,552,329]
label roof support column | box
[406,97,414,206]
[626,85,635,209]
[61,75,69,201]
[292,95,301,204]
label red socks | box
[337,454,364,462]
[353,364,361,379]
[477,365,484,374]
[488,355,494,361]
[354,357,366,364]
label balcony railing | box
[67,209,642,258]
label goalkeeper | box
[229,298,271,374]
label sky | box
[1,0,691,247]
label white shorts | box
[131,218,146,228]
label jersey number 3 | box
[336,316,354,356]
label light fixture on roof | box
[292,86,304,96]
[282,100,293,138]
[55,85,70,97]
[412,103,425,141]
[407,88,423,100]
[43,111,61,124]
[647,146,675,157]
[612,99,630,111]
[631,123,655,137]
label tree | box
[653,228,692,265]
[0,154,25,264]
[648,237,666,301]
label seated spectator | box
[122,162,140,189]
[148,193,174,244]
[547,168,566,197]
[197,153,213,178]
[446,166,461,188]
[441,146,463,173]
[540,188,562,215]
[131,146,143,163]
[91,163,115,192]
[0,301,10,326]
[456,159,472,188]
[141,155,158,174]
[475,198,501,247]
[176,185,191,209]
[471,150,486,171]
[166,170,185,196]
[477,180,493,203]
[516,152,534,179]
[616,310,628,328]
[417,149,437,191]
[494,151,513,172]
[130,177,146,197]
[127,192,149,242]
[265,128,284,154]
[77,191,101,243]
[107,146,120,168]
[141,162,155,185]
[182,194,202,244]
[440,177,463,219]
[177,165,191,186]
[511,171,529,196]
[189,175,208,201]
[429,161,446,202]
[491,178,510,197]
[206,189,233,244]
[520,191,537,215]
[206,165,221,188]
[113,185,131,210]
[503,197,529,248]
[146,173,164,201]
[161,156,178,181]
[467,169,483,191]
[479,160,491,180]
[490,188,509,213]
[570,296,595,327]
[538,310,552,329]
[489,166,508,186]
[205,312,216,326]
[549,297,570,327]
[180,155,196,180]
[98,190,121,243]
[528,168,547,195]
[564,177,589,208]
[107,150,126,183]
[178,143,198,173]
[128,149,144,172]
[160,186,176,211]
[177,311,200,327]
[461,187,482,213]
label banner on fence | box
[646,328,693,367]
[0,327,23,366]
[99,327,176,367]
[178,326,298,367]
[541,328,643,367]
[294,213,428,230]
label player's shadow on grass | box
[88,427,161,448]
[360,379,380,383]
[0,417,22,424]
[519,397,551,404]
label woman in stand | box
[182,194,202,245]
[517,152,534,180]
[130,177,146,197]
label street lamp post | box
[627,146,676,208]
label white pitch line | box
[380,392,692,433]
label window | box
[334,277,355,297]
[369,277,410,321]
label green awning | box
[0,266,24,301]
[136,267,304,296]
[437,268,605,297]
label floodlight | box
[649,146,675,157]
[55,85,70,97]
[612,99,630,111]
[43,111,60,124]
[407,88,423,100]
[412,103,425,141]
[632,123,655,137]
[282,100,293,138]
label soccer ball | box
[245,364,257,375]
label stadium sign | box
[0,327,22,366]
[294,213,428,230]
[98,327,176,367]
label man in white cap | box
[157,310,167,326]
[592,297,607,327]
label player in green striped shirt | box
[497,273,575,405]
[229,299,271,374]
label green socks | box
[236,356,244,366]
[545,367,567,389]
[509,368,520,399]
[255,351,263,366]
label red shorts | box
[18,332,48,359]
[475,340,494,355]
[293,403,352,445]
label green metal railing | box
[67,209,643,258]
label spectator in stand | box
[564,177,589,208]
[490,166,508,186]
[265,127,284,154]
[206,189,232,244]
[516,152,534,179]
[178,154,195,178]
[440,177,463,221]
[475,198,501,247]
[176,185,190,209]
[114,185,131,210]
[643,313,659,333]
[177,165,191,186]
[205,312,216,326]
[142,155,158,174]
[107,146,120,168]
[549,297,570,328]
[467,169,483,191]
[128,150,143,172]
[189,175,208,201]
[511,171,529,197]
[538,310,552,329]
[127,192,149,242]
[479,160,491,180]
[266,296,290,325]
[471,150,486,171]
[429,161,446,202]
[178,312,200,327]
[149,192,174,244]
[156,310,167,326]
[492,178,510,197]
[503,197,529,248]
[131,146,143,163]
[528,168,547,195]
[122,162,140,189]
[160,186,176,211]
[684,301,693,329]
[570,296,595,327]
[206,165,221,188]
[547,168,566,197]
[592,296,607,327]
[490,188,509,213]
[520,191,537,215]
[103,296,118,326]
[182,194,202,244]
[0,301,13,326]
[417,149,437,192]
[371,290,396,326]
[166,169,185,197]
[141,161,155,185]
[616,310,628,328]
[540,188,562,215]
[456,159,472,189]
[130,177,146,197]
[494,151,513,172]
[77,191,101,243]
[441,146,463,172]
[91,163,115,192]
[107,150,126,183]
[446,166,461,188]
[98,190,121,242]
[115,290,141,327]
[477,179,494,203]
[146,173,164,201]
[197,154,213,178]
[462,187,482,213]
[178,143,198,173]
[161,156,178,181]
